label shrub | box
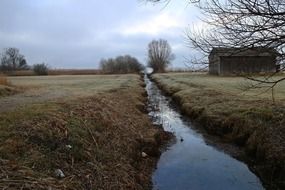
[33,63,49,75]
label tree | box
[186,1,284,56]
[146,0,285,86]
[100,55,144,74]
[0,48,29,72]
[147,39,174,73]
[188,0,285,97]
[33,63,49,75]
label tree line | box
[100,55,144,74]
[1,40,175,75]
[100,39,174,74]
[0,48,48,75]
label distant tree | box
[145,0,285,83]
[33,63,49,75]
[147,39,174,73]
[100,55,144,74]
[0,48,29,72]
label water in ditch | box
[145,75,264,190]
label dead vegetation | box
[2,69,102,76]
[152,73,285,189]
[0,75,9,86]
[0,76,171,189]
[0,75,143,113]
[0,75,19,97]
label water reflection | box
[145,75,264,190]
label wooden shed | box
[208,47,278,75]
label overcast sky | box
[0,0,202,69]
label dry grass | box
[0,75,19,97]
[48,69,101,75]
[154,72,285,101]
[7,74,139,95]
[6,70,35,76]
[6,69,102,76]
[0,75,9,86]
[0,75,171,189]
[0,75,142,112]
[153,72,285,189]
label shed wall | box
[209,55,220,75]
[219,56,276,75]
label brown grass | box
[7,70,35,76]
[0,75,22,97]
[0,75,171,189]
[152,72,285,189]
[48,69,102,75]
[0,75,9,86]
[6,69,102,76]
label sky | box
[0,0,202,69]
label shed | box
[208,47,278,75]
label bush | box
[33,63,49,75]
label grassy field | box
[154,72,285,101]
[0,75,139,112]
[0,74,170,189]
[0,75,8,86]
[0,75,19,97]
[1,69,101,76]
[8,74,138,96]
[152,72,285,189]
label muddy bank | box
[151,74,285,190]
[0,77,171,189]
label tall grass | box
[0,75,9,86]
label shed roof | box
[209,47,278,57]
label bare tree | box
[100,55,144,74]
[146,0,285,91]
[33,63,49,75]
[147,39,174,73]
[186,1,284,56]
[0,48,29,72]
[187,0,285,100]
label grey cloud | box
[0,0,196,69]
